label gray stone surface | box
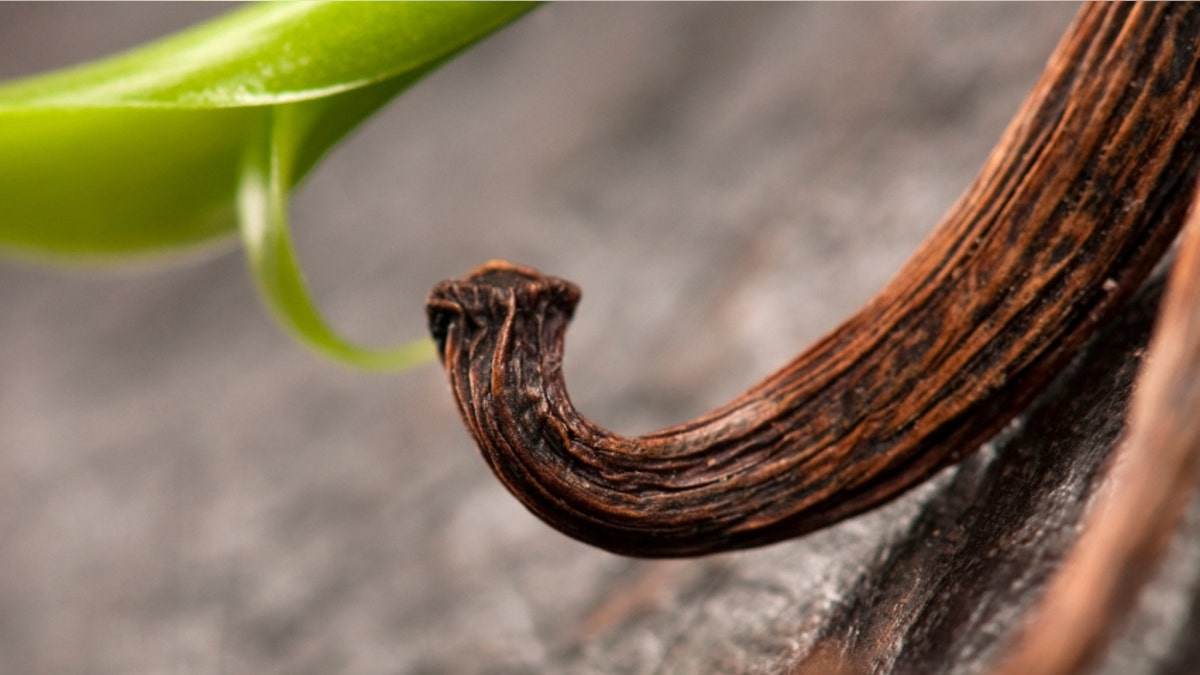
[2,3,1196,674]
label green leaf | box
[0,2,531,110]
[0,1,535,369]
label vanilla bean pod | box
[427,3,1200,560]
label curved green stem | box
[238,109,433,371]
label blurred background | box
[0,3,1143,674]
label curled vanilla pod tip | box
[429,4,1200,563]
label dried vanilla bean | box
[427,2,1200,563]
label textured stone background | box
[2,4,1197,674]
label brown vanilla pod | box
[426,2,1200,562]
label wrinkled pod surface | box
[427,2,1200,562]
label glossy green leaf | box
[0,2,535,369]
[0,2,529,110]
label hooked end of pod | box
[426,260,581,362]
